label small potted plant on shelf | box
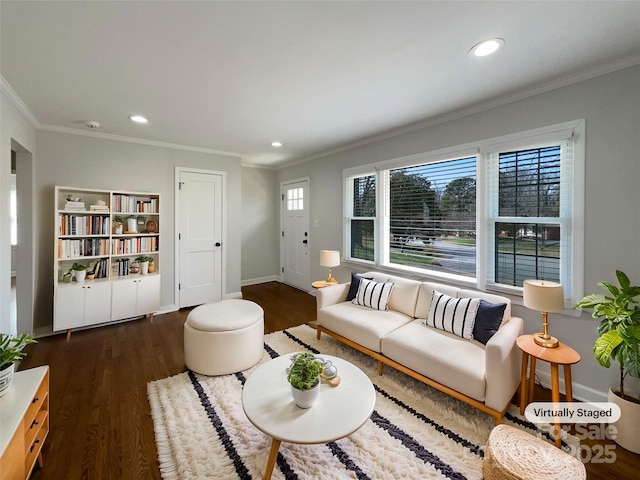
[287,353,323,408]
[112,215,125,235]
[575,270,640,453]
[135,256,154,275]
[62,262,90,283]
[0,333,37,397]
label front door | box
[281,179,310,291]
[177,169,224,307]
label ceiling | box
[2,1,639,168]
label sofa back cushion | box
[361,272,421,317]
[457,289,511,323]
[415,282,461,319]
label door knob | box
[215,242,221,247]
[302,240,308,244]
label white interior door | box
[281,179,310,291]
[177,170,224,307]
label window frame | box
[343,120,585,304]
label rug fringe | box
[148,381,182,480]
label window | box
[286,187,304,211]
[344,121,584,303]
[388,157,476,277]
[491,146,563,287]
[345,174,376,262]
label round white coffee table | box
[242,353,375,480]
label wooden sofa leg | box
[317,328,321,340]
[378,360,384,375]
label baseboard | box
[225,291,243,299]
[534,369,608,403]
[241,275,279,286]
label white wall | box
[241,166,280,284]
[277,65,640,402]
[0,89,37,336]
[33,131,243,332]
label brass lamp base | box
[325,275,338,283]
[534,333,559,348]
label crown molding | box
[38,124,243,158]
[2,74,242,158]
[278,53,640,169]
[0,75,41,128]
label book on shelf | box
[64,201,86,211]
[89,205,110,212]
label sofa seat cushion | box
[381,319,486,402]
[318,302,413,353]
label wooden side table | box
[516,334,580,447]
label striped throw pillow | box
[425,291,480,339]
[352,278,394,311]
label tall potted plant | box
[575,270,640,453]
[0,333,37,397]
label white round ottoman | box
[184,299,264,375]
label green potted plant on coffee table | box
[0,333,37,397]
[287,352,323,408]
[575,269,640,453]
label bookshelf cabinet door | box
[83,282,112,326]
[136,275,161,315]
[111,279,138,321]
[54,286,87,330]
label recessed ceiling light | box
[271,141,283,148]
[469,38,504,58]
[129,115,149,124]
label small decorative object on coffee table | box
[243,354,375,480]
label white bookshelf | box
[53,186,161,338]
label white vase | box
[291,382,320,408]
[608,388,640,454]
[74,269,87,283]
[127,218,138,232]
[140,261,149,275]
[0,363,15,397]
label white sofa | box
[316,271,523,424]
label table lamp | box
[523,279,565,348]
[319,250,340,283]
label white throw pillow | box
[425,290,480,339]
[352,278,394,311]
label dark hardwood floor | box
[17,282,637,479]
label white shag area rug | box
[148,324,576,480]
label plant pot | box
[114,224,123,235]
[608,388,640,454]
[127,218,138,233]
[140,261,149,275]
[74,269,87,283]
[0,363,15,397]
[148,262,155,273]
[291,382,320,408]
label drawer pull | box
[32,396,39,403]
[30,419,39,428]
[29,439,40,452]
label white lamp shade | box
[319,250,340,267]
[523,279,565,313]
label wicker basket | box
[484,424,585,480]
